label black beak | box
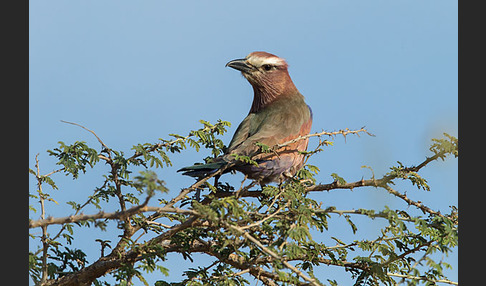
[225,58,253,74]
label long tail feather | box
[177,161,227,178]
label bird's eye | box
[262,64,273,71]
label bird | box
[178,51,313,185]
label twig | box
[381,184,446,219]
[46,180,110,251]
[136,162,238,233]
[276,127,374,149]
[240,201,289,230]
[227,223,322,286]
[43,168,64,177]
[29,198,198,229]
[165,163,235,208]
[127,123,222,162]
[305,152,456,223]
[60,120,110,154]
[195,239,281,286]
[245,127,372,171]
[232,269,250,277]
[320,209,416,222]
[324,235,401,251]
[35,154,49,284]
[306,178,451,222]
[60,121,140,248]
[235,175,249,198]
[307,149,444,192]
[145,221,171,228]
[264,188,286,215]
[387,272,458,285]
[384,240,432,266]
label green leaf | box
[331,173,346,185]
[230,154,259,166]
[344,215,357,234]
[47,141,99,179]
[255,142,271,153]
[429,133,458,159]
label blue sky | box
[29,1,458,284]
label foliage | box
[29,120,458,286]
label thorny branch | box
[29,200,198,229]
[61,121,110,152]
[386,273,458,285]
[30,122,457,286]
[34,154,49,284]
[227,223,322,286]
[306,150,457,223]
[32,154,456,285]
[276,127,374,149]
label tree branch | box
[34,154,49,284]
[304,151,456,223]
[227,223,322,286]
[31,125,457,286]
[29,194,198,229]
[60,120,111,155]
[387,272,458,285]
[194,239,282,286]
[276,127,374,149]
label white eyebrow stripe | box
[261,57,283,65]
[247,56,285,67]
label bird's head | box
[226,51,299,112]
